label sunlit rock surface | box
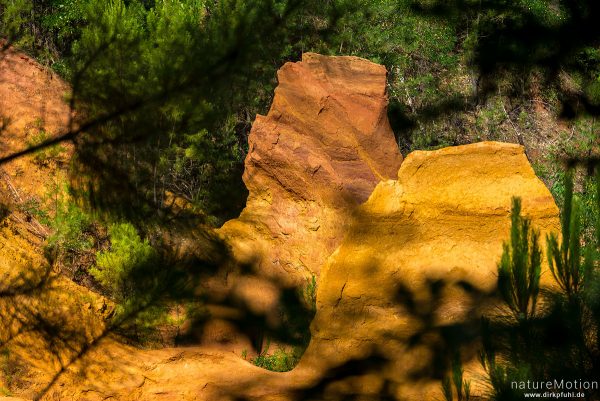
[298,141,560,400]
[43,142,560,401]
[0,46,72,200]
[0,47,111,400]
[1,50,563,401]
[219,52,403,283]
[202,53,403,353]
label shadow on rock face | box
[0,47,567,401]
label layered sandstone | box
[219,52,403,283]
[1,49,564,401]
[298,141,561,400]
[203,53,403,352]
[40,142,561,401]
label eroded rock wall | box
[203,53,403,352]
[2,50,563,401]
[298,141,560,400]
[0,47,110,400]
[0,46,72,199]
[219,52,403,283]
[41,142,561,401]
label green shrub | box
[0,0,87,73]
[585,80,600,106]
[47,200,93,254]
[252,340,302,373]
[90,222,157,302]
[442,353,471,401]
[304,274,317,313]
[89,222,204,346]
[18,197,48,222]
[37,183,94,260]
[22,183,97,279]
[497,197,542,321]
[546,172,586,299]
[480,169,600,400]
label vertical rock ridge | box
[219,53,403,281]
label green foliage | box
[91,222,157,302]
[39,183,94,256]
[251,340,302,372]
[546,172,586,299]
[88,221,201,347]
[442,353,471,401]
[474,98,506,140]
[304,274,317,313]
[320,0,460,152]
[15,182,97,281]
[67,0,284,220]
[482,166,600,400]
[0,0,34,44]
[48,200,92,253]
[538,116,599,244]
[18,198,48,222]
[157,127,245,217]
[555,118,600,245]
[327,0,460,113]
[0,0,86,71]
[581,175,600,245]
[0,0,465,220]
[497,197,542,321]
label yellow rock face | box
[298,141,560,400]
[31,139,559,401]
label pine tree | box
[497,197,542,321]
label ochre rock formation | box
[298,141,560,400]
[39,142,561,401]
[219,52,403,283]
[203,53,402,352]
[0,47,109,400]
[0,46,72,200]
[1,49,563,401]
[0,46,60,281]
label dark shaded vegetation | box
[497,198,542,321]
[0,202,8,222]
[414,0,600,118]
[251,275,317,371]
